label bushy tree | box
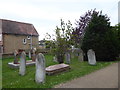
[81,11,119,61]
[46,19,74,63]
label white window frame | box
[27,36,31,39]
[23,39,27,44]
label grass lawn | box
[2,54,119,88]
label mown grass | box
[2,54,119,88]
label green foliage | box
[81,11,119,61]
[2,55,117,88]
[46,19,74,63]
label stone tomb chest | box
[46,63,70,75]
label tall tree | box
[81,11,119,61]
[72,9,98,47]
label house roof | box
[1,19,39,36]
[0,41,2,45]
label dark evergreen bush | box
[81,11,119,61]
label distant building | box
[0,19,39,54]
[118,1,120,23]
[39,40,46,49]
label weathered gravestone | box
[71,45,75,59]
[53,55,58,62]
[35,53,46,84]
[32,48,36,62]
[65,52,70,64]
[28,50,31,59]
[19,51,26,76]
[13,50,19,64]
[87,49,96,65]
[78,49,84,62]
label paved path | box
[54,63,118,88]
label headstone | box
[35,53,46,84]
[87,49,96,65]
[13,50,19,64]
[78,50,84,62]
[71,45,75,59]
[28,50,31,59]
[53,55,58,62]
[65,52,70,64]
[19,51,26,76]
[32,48,36,61]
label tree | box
[81,11,119,61]
[46,19,74,63]
[72,9,97,47]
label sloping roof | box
[1,19,39,36]
[0,41,2,45]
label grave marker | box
[19,51,26,76]
[65,52,70,64]
[13,50,19,64]
[78,50,84,62]
[35,53,46,84]
[87,49,96,65]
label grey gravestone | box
[65,52,70,64]
[87,49,96,65]
[71,45,75,59]
[32,48,36,61]
[19,51,26,76]
[35,53,46,84]
[28,50,31,59]
[78,50,84,62]
[13,50,19,64]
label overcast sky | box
[0,0,119,40]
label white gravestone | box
[35,53,46,84]
[65,52,70,64]
[19,51,26,76]
[87,49,96,65]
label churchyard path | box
[54,63,119,88]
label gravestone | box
[28,50,31,59]
[53,55,58,62]
[32,49,36,61]
[87,49,96,65]
[13,50,19,64]
[65,52,70,64]
[78,50,84,62]
[35,53,46,84]
[19,51,26,76]
[71,45,75,59]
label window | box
[27,36,30,39]
[23,39,27,44]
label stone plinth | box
[46,63,70,75]
[8,60,35,69]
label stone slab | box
[46,63,70,75]
[8,60,35,69]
